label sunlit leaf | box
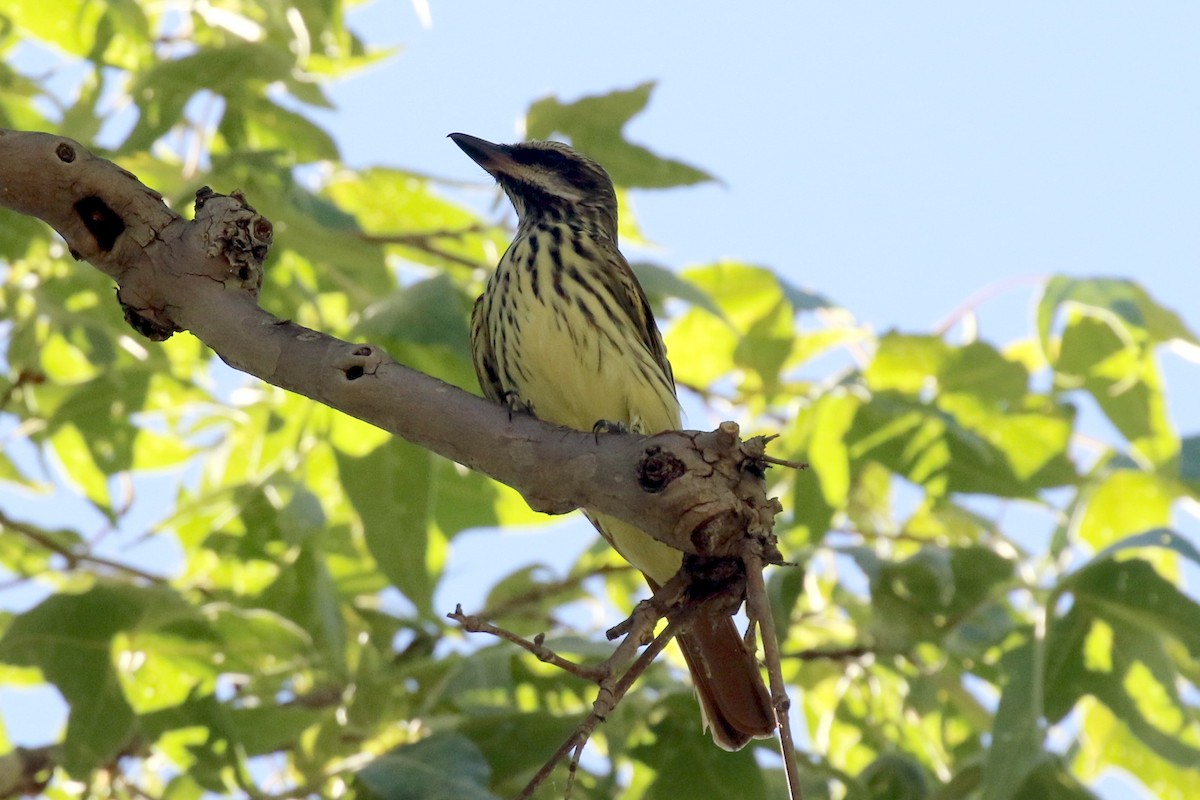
[1055,313,1177,467]
[1038,276,1199,355]
[1073,470,1174,551]
[526,82,713,188]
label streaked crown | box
[449,133,618,239]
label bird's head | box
[449,133,618,238]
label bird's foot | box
[502,390,535,420]
[591,419,629,443]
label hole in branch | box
[74,196,124,251]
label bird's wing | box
[598,242,677,393]
[470,292,505,404]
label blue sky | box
[4,4,1198,798]
[331,4,1199,342]
[322,2,1200,434]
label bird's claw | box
[591,419,629,443]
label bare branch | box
[449,604,608,682]
[744,538,804,800]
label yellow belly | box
[488,239,683,581]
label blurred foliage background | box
[1,2,1199,799]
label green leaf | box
[357,732,498,800]
[631,693,767,800]
[848,391,1074,499]
[6,0,110,58]
[865,334,952,395]
[526,82,713,188]
[1076,702,1200,800]
[1015,760,1100,800]
[1037,276,1199,354]
[859,752,931,800]
[481,564,585,636]
[458,711,580,789]
[0,584,199,775]
[226,705,327,756]
[323,167,499,272]
[940,341,1029,404]
[259,543,348,674]
[356,274,474,363]
[1055,314,1177,466]
[1083,527,1200,567]
[630,261,722,317]
[980,640,1047,800]
[1045,554,1200,764]
[50,370,153,476]
[126,43,298,150]
[337,439,441,615]
[857,545,1013,649]
[220,99,340,162]
[767,564,806,637]
[1073,470,1175,551]
[1061,556,1200,663]
[671,261,800,391]
[204,605,313,674]
[806,390,860,510]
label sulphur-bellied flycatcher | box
[451,132,775,750]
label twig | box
[933,274,1046,336]
[744,539,804,800]
[785,645,872,662]
[514,615,687,800]
[760,454,808,470]
[448,605,607,682]
[0,509,168,584]
[0,369,45,412]
[452,570,696,800]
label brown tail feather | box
[676,610,776,751]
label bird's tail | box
[676,608,777,751]
[585,510,776,748]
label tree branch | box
[0,129,784,566]
[0,509,168,584]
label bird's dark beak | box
[448,133,518,179]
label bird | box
[450,132,775,750]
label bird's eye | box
[527,150,570,172]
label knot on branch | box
[118,293,182,342]
[637,445,684,493]
[195,187,273,293]
[667,422,785,565]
